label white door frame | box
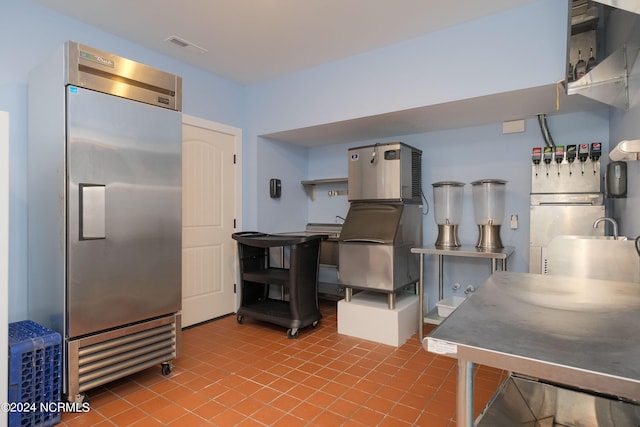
[1,111,9,427]
[181,114,242,311]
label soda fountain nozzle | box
[590,142,601,174]
[531,147,542,176]
[543,147,553,176]
[566,144,577,175]
[578,143,589,174]
[554,146,564,176]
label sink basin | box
[561,235,628,241]
[305,223,342,265]
[545,235,639,282]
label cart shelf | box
[242,267,290,286]
[232,232,326,338]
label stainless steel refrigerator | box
[28,41,182,401]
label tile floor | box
[61,300,506,426]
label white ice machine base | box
[337,291,418,347]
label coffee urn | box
[432,181,464,247]
[471,179,507,249]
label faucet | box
[593,217,619,240]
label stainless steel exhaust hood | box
[567,1,640,110]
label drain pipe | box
[537,114,556,149]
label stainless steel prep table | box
[424,271,640,426]
[411,245,514,339]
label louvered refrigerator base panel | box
[65,313,181,402]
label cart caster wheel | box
[287,328,299,339]
[311,320,319,328]
[161,362,172,376]
[237,315,244,324]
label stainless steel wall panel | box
[529,201,604,273]
[530,161,601,193]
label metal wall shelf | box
[301,177,347,200]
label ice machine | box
[339,142,423,308]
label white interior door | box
[182,116,241,327]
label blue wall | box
[302,111,609,309]
[246,0,569,232]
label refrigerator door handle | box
[79,184,106,240]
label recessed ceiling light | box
[164,36,207,55]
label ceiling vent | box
[164,36,207,55]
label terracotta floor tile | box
[137,396,172,414]
[232,396,264,416]
[62,409,111,427]
[250,404,287,425]
[94,398,134,418]
[173,391,210,411]
[287,383,316,400]
[270,393,301,412]
[249,385,280,404]
[289,400,324,421]
[363,394,396,414]
[350,406,386,425]
[58,300,505,427]
[108,407,147,426]
[271,413,306,427]
[388,403,422,424]
[327,396,360,417]
[209,408,246,426]
[168,411,211,426]
[192,399,226,420]
[416,411,453,427]
[312,409,346,426]
[152,402,189,424]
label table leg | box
[457,359,474,427]
[438,254,444,300]
[491,258,497,274]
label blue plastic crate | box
[8,320,62,427]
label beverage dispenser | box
[471,179,507,249]
[432,181,464,247]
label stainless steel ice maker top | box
[347,142,422,203]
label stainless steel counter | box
[411,245,514,338]
[424,271,640,426]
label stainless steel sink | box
[545,235,639,282]
[305,223,342,265]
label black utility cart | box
[231,232,326,338]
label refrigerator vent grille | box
[411,150,422,200]
[76,322,176,393]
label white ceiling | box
[33,0,540,85]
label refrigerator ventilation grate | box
[76,322,176,393]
